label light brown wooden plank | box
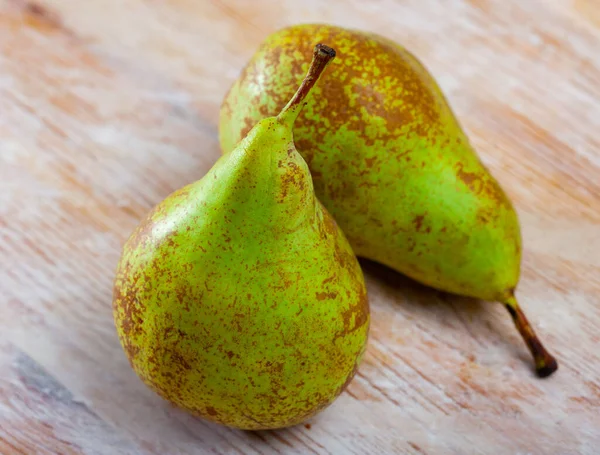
[0,341,140,455]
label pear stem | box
[276,44,336,127]
[504,295,558,377]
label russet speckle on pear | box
[220,25,557,377]
[113,45,370,430]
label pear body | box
[220,24,521,302]
[113,119,369,430]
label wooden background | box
[1,0,599,453]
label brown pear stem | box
[504,296,558,377]
[276,44,336,127]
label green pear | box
[219,24,557,377]
[113,44,370,430]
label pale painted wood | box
[1,0,599,453]
[0,340,140,455]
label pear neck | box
[218,119,314,231]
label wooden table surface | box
[1,0,599,453]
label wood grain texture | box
[1,0,599,453]
[0,341,140,455]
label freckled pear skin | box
[219,24,557,376]
[113,46,369,430]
